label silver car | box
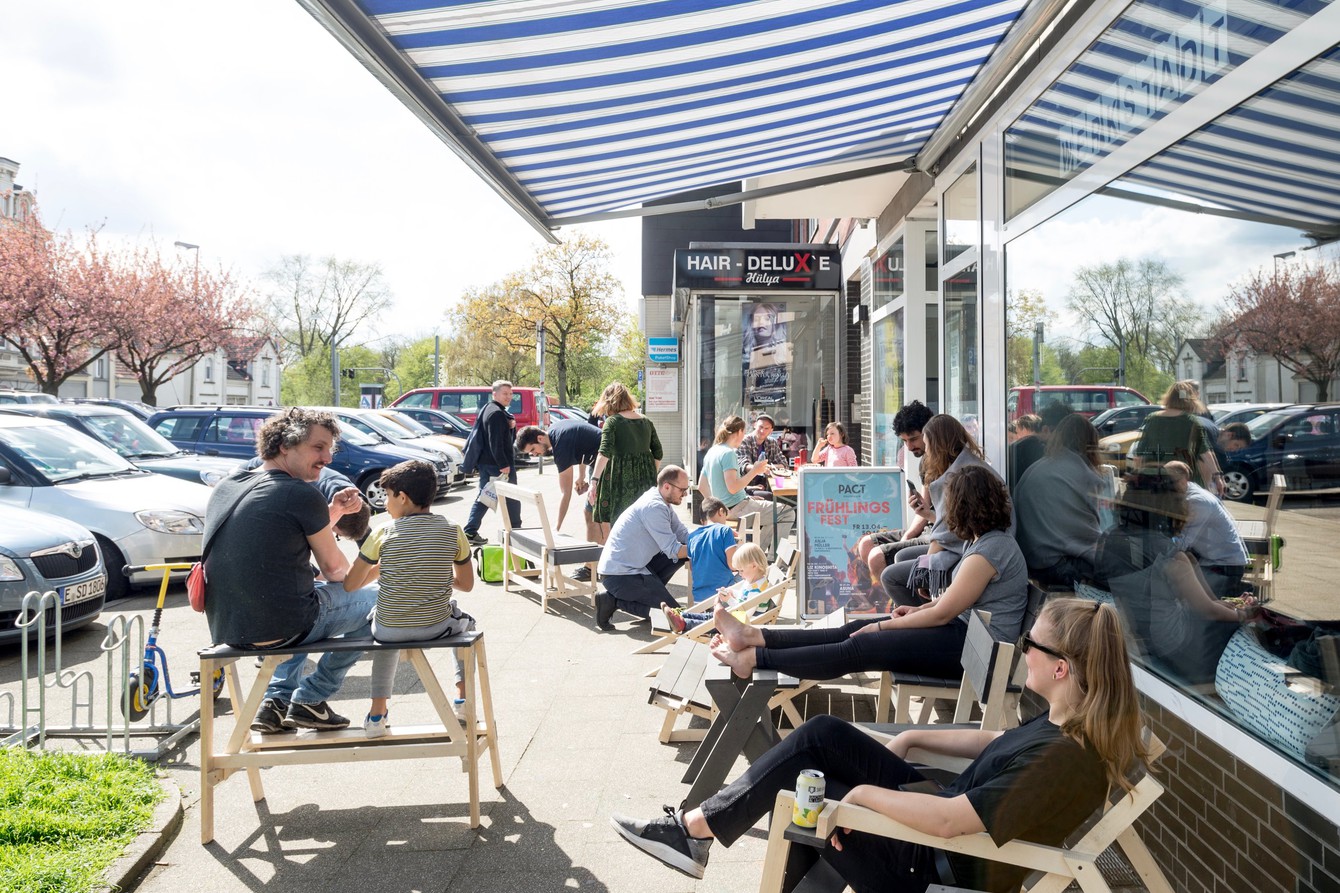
[0,504,108,643]
[0,415,209,600]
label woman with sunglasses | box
[711,463,1027,682]
[612,598,1149,893]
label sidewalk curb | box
[102,776,183,893]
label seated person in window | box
[735,414,789,495]
[1162,460,1250,599]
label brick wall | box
[1139,696,1340,893]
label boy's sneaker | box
[452,698,469,723]
[363,712,390,739]
[465,532,488,547]
[572,566,592,582]
[250,697,295,734]
[610,806,711,879]
[286,700,350,730]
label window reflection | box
[943,264,978,423]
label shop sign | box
[674,247,842,291]
[645,367,678,411]
[648,337,679,363]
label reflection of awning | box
[300,0,1033,236]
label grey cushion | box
[510,528,602,566]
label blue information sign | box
[796,467,905,617]
[648,337,679,363]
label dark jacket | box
[472,398,515,470]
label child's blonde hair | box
[732,543,768,575]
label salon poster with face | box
[742,300,792,411]
[797,467,905,618]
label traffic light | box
[343,369,355,380]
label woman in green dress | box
[587,382,663,534]
[1131,379,1223,495]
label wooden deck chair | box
[647,638,718,743]
[735,511,763,546]
[875,584,1050,725]
[758,732,1174,893]
[492,481,603,613]
[635,539,799,658]
[763,608,849,733]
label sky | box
[3,1,644,346]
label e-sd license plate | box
[60,575,107,605]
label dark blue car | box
[1222,404,1340,501]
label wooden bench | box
[493,481,603,612]
[197,631,502,844]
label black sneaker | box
[572,566,593,582]
[465,532,488,547]
[286,700,350,730]
[610,806,711,879]
[250,697,295,734]
[595,590,617,631]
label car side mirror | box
[0,467,11,484]
[1272,434,1289,449]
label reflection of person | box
[595,466,692,630]
[1162,460,1249,598]
[1015,414,1103,587]
[205,408,377,733]
[342,460,474,739]
[1132,381,1222,495]
[1009,402,1070,493]
[711,464,1027,682]
[612,599,1147,893]
[1219,422,1251,452]
[588,382,663,535]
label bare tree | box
[264,254,393,357]
[1066,257,1198,376]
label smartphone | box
[906,479,918,496]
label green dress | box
[593,414,662,524]
[1134,412,1211,486]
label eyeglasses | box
[1018,632,1067,662]
[666,481,690,494]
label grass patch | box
[0,748,163,893]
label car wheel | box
[360,472,389,511]
[95,536,130,601]
[1222,467,1255,502]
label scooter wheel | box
[211,668,225,696]
[122,665,158,721]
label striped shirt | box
[360,512,469,628]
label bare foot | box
[711,639,757,679]
[714,604,762,650]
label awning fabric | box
[302,0,1030,232]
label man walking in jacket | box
[463,380,523,546]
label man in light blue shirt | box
[1164,461,1249,598]
[595,466,692,631]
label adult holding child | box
[587,381,663,536]
[613,598,1148,893]
[700,415,794,551]
[711,464,1027,682]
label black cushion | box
[510,528,602,566]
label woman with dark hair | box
[613,599,1149,893]
[710,464,1027,681]
[880,414,1007,607]
[1014,413,1104,586]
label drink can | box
[797,448,807,465]
[792,770,826,827]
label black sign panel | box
[674,246,842,291]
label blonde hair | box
[1045,598,1151,794]
[714,415,747,445]
[919,414,984,484]
[732,543,768,575]
[594,381,638,415]
[1160,380,1204,414]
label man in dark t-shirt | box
[516,419,604,545]
[204,408,378,734]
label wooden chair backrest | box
[954,610,1015,727]
[492,481,555,549]
[654,638,713,705]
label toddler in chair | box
[662,543,770,634]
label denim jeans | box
[267,581,379,705]
[465,464,521,536]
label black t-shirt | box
[548,419,602,473]
[1008,435,1045,492]
[944,714,1108,892]
[203,470,328,645]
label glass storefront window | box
[943,264,978,423]
[693,293,837,471]
[872,309,904,465]
[943,166,978,264]
[871,239,904,312]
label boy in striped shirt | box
[343,460,475,738]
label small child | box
[663,543,769,634]
[343,460,476,738]
[687,497,740,602]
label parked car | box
[0,504,108,644]
[1097,428,1142,473]
[390,406,473,445]
[1210,402,1292,428]
[323,406,464,489]
[1089,403,1162,437]
[0,415,208,600]
[1221,404,1340,501]
[147,405,452,511]
[1008,385,1149,420]
[0,404,238,486]
[66,397,156,421]
[391,386,550,429]
[0,389,59,405]
[547,406,592,424]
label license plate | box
[59,575,107,606]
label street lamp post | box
[1274,251,1296,272]
[174,241,201,402]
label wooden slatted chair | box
[635,539,798,658]
[758,733,1174,893]
[647,638,718,743]
[492,480,603,613]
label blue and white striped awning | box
[301,0,1032,235]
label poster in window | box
[742,301,792,411]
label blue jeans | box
[267,581,379,705]
[465,464,521,536]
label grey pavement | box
[1,464,793,893]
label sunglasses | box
[1018,632,1067,662]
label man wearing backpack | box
[462,380,524,546]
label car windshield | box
[346,412,414,442]
[0,423,136,482]
[335,424,378,447]
[379,412,434,436]
[1246,409,1296,438]
[83,413,181,458]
